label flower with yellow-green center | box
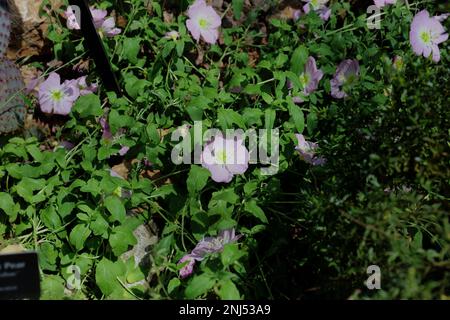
[186,0,222,44]
[201,133,249,183]
[38,72,80,115]
[409,10,448,63]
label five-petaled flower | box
[201,132,249,183]
[409,10,448,63]
[295,134,326,166]
[38,73,80,115]
[330,59,360,99]
[290,56,324,103]
[178,229,242,278]
[186,0,222,44]
[302,0,331,21]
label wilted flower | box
[201,133,249,183]
[58,141,75,150]
[373,0,396,8]
[302,0,331,21]
[119,146,130,156]
[99,116,130,156]
[76,76,98,95]
[409,10,448,63]
[65,76,97,96]
[38,72,80,115]
[295,134,326,166]
[293,9,303,21]
[99,116,113,140]
[290,56,324,103]
[165,30,180,40]
[178,229,242,278]
[64,6,80,30]
[435,13,449,23]
[330,59,360,99]
[186,0,221,44]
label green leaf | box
[0,192,19,221]
[243,84,261,95]
[124,74,150,99]
[41,206,62,229]
[232,0,244,19]
[218,108,246,130]
[40,275,66,300]
[90,212,110,238]
[265,109,276,130]
[291,45,309,75]
[187,165,210,195]
[104,196,126,223]
[185,273,216,299]
[69,224,91,251]
[168,278,181,294]
[122,37,141,64]
[307,112,318,136]
[218,280,241,300]
[221,243,244,266]
[73,94,103,118]
[261,92,274,104]
[288,103,305,134]
[109,225,137,257]
[38,242,58,271]
[244,200,268,223]
[95,258,126,296]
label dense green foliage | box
[0,0,448,299]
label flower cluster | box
[302,0,331,21]
[38,73,97,115]
[64,6,121,37]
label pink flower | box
[290,56,324,103]
[178,229,242,278]
[373,0,396,8]
[64,6,121,37]
[186,0,222,44]
[201,133,249,183]
[295,134,326,166]
[68,76,97,96]
[178,255,196,279]
[302,0,331,21]
[64,6,80,30]
[38,73,80,115]
[330,59,360,99]
[409,10,448,63]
